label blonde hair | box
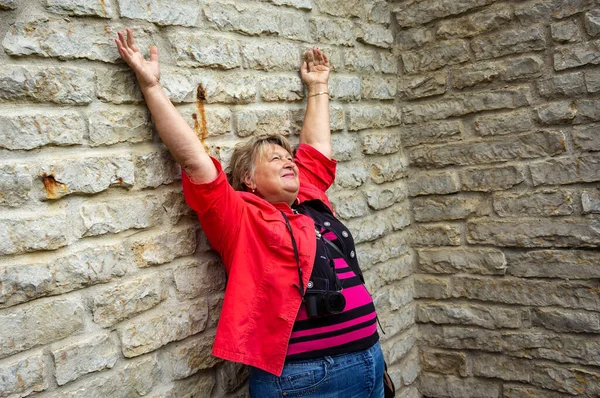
[229,134,294,191]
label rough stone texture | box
[173,257,227,299]
[460,165,526,192]
[493,189,575,217]
[421,349,467,376]
[538,72,586,98]
[418,302,525,329]
[572,123,600,151]
[554,40,600,71]
[0,350,47,397]
[309,18,354,46]
[398,71,447,100]
[506,249,600,279]
[0,211,68,256]
[582,189,600,214]
[407,171,459,197]
[514,0,594,23]
[412,193,490,222]
[169,31,241,69]
[52,333,119,385]
[452,56,544,89]
[552,19,583,43]
[346,105,400,131]
[419,372,501,398]
[357,23,393,49]
[530,153,600,186]
[585,9,600,37]
[89,106,152,146]
[401,40,470,73]
[400,120,462,147]
[162,331,220,379]
[472,27,546,60]
[417,248,506,275]
[473,109,536,136]
[0,0,17,9]
[436,4,513,39]
[46,0,113,18]
[393,0,496,28]
[119,0,200,26]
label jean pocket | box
[280,361,329,396]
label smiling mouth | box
[282,173,296,178]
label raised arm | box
[299,48,332,159]
[114,29,217,184]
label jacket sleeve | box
[181,157,245,268]
[295,143,337,192]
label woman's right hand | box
[114,28,160,91]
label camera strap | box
[279,210,305,302]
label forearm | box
[141,84,217,183]
[300,83,332,159]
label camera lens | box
[324,292,346,314]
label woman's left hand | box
[301,47,330,89]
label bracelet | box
[308,91,329,98]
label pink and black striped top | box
[285,200,379,360]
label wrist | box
[307,83,328,95]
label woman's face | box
[246,144,299,205]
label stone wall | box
[396,0,600,397]
[0,1,417,397]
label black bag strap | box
[279,211,305,302]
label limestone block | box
[398,71,446,100]
[532,308,600,333]
[346,212,388,243]
[0,111,85,150]
[538,72,586,98]
[204,1,278,36]
[178,104,232,139]
[413,275,451,299]
[452,56,543,89]
[118,0,200,26]
[0,297,85,358]
[585,9,600,36]
[401,121,461,149]
[460,165,526,192]
[0,350,47,397]
[515,0,594,22]
[147,372,216,398]
[241,42,299,71]
[39,155,135,200]
[573,122,600,151]
[259,76,304,102]
[535,101,576,124]
[344,48,380,73]
[3,20,155,63]
[364,0,389,24]
[472,354,532,383]
[395,27,434,51]
[493,189,574,217]
[0,0,16,9]
[160,188,194,226]
[417,247,506,276]
[368,154,407,184]
[0,65,95,105]
[329,191,369,219]
[314,0,361,18]
[375,253,413,285]
[207,293,224,328]
[532,364,600,396]
[407,170,459,197]
[162,331,220,379]
[89,107,152,146]
[134,149,180,189]
[421,348,467,376]
[309,18,354,46]
[331,134,360,161]
[118,298,208,357]
[329,75,361,101]
[503,385,575,398]
[436,4,513,39]
[582,189,600,214]
[46,0,113,18]
[403,87,531,124]
[361,75,396,100]
[554,40,600,71]
[418,372,501,398]
[574,98,600,123]
[278,12,311,42]
[452,275,600,310]
[93,273,168,327]
[355,231,408,268]
[357,23,393,48]
[329,104,345,131]
[472,27,546,60]
[380,52,397,74]
[413,193,490,222]
[0,164,31,207]
[218,362,249,393]
[128,224,196,268]
[77,195,163,237]
[169,31,241,69]
[396,386,420,398]
[551,19,583,43]
[364,182,406,210]
[236,109,292,137]
[417,302,525,330]
[376,305,415,341]
[410,131,565,168]
[393,0,495,28]
[346,105,400,131]
[408,224,461,247]
[267,0,311,10]
[97,69,144,104]
[56,355,159,398]
[530,153,600,186]
[0,244,126,308]
[0,211,68,256]
[360,130,401,155]
[173,256,226,299]
[52,333,119,385]
[507,249,600,279]
[402,40,470,73]
[473,109,536,136]
[381,327,417,366]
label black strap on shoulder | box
[279,211,305,302]
[321,237,365,284]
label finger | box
[322,52,330,67]
[314,47,324,65]
[300,60,308,74]
[126,28,136,49]
[118,31,129,51]
[150,45,159,63]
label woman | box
[115,29,385,398]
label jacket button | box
[350,250,355,258]
[324,221,331,227]
[342,231,349,238]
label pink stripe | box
[287,324,378,355]
[334,258,347,269]
[322,231,337,240]
[337,271,355,279]
[290,312,377,339]
[294,285,372,321]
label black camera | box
[305,291,346,317]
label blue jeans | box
[249,342,385,398]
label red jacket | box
[181,144,337,376]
